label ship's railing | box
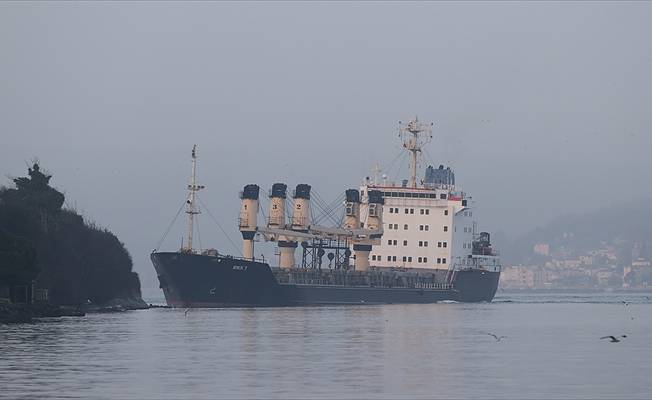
[290,215,308,227]
[471,248,501,256]
[267,216,284,226]
[272,269,453,290]
[195,251,268,264]
[453,254,502,271]
[227,254,268,263]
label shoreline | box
[0,297,149,324]
[0,303,85,324]
[498,288,652,294]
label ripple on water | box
[1,298,651,399]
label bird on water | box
[486,333,507,342]
[600,335,627,343]
[184,308,190,317]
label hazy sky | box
[1,2,651,293]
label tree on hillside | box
[0,229,39,285]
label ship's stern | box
[452,268,501,302]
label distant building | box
[579,255,594,266]
[533,243,550,256]
[563,259,582,269]
[501,265,537,289]
[532,268,549,288]
[632,242,648,260]
[623,265,633,288]
[632,258,651,268]
[595,269,614,286]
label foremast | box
[183,145,205,253]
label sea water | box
[1,293,650,399]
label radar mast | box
[399,116,433,188]
[372,163,382,185]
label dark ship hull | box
[152,252,500,307]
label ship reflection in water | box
[1,295,651,399]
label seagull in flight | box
[600,335,627,343]
[486,333,507,342]
[622,301,629,306]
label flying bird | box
[600,335,627,343]
[486,333,507,342]
[184,308,190,317]
[622,301,629,306]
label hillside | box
[0,163,145,307]
[506,197,652,266]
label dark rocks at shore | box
[1,297,151,323]
[148,303,171,309]
[83,297,150,313]
[0,303,84,324]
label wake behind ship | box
[152,118,501,307]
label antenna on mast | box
[399,116,434,188]
[372,163,382,185]
[184,144,205,252]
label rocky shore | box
[1,297,150,324]
[0,303,84,324]
[83,297,150,313]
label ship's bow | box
[151,252,285,307]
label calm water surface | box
[1,293,651,399]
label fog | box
[1,3,651,294]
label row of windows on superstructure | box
[383,191,449,199]
[386,208,473,219]
[388,208,452,216]
[371,255,447,264]
[386,224,448,232]
[386,240,448,248]
[388,208,430,215]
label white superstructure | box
[236,116,500,274]
[359,117,501,274]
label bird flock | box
[479,296,643,344]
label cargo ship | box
[152,117,501,306]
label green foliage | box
[0,163,142,305]
[0,229,39,285]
